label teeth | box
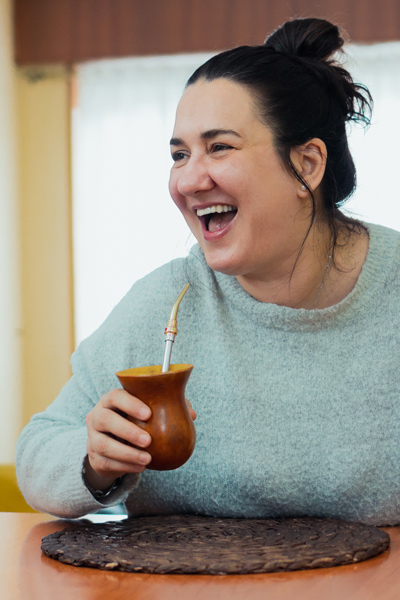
[196,205,236,217]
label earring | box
[301,184,307,191]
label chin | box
[202,251,243,276]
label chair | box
[0,464,37,512]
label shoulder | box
[72,246,217,372]
[364,222,400,277]
[366,221,400,246]
[116,244,217,317]
[357,222,400,317]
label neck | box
[235,225,335,309]
[236,222,369,309]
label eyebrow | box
[169,129,242,146]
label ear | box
[290,138,327,198]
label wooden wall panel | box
[14,0,400,65]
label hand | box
[85,388,153,491]
[85,391,197,492]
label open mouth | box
[196,204,237,233]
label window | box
[72,45,400,345]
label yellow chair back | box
[0,464,37,512]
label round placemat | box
[41,514,390,574]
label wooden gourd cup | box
[116,363,196,471]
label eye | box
[171,150,189,163]
[211,143,232,153]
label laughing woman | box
[16,18,400,525]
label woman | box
[16,18,400,525]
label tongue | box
[208,211,236,233]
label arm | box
[15,371,147,518]
[16,261,193,518]
[15,313,155,518]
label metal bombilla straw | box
[161,283,190,373]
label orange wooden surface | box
[1,512,400,600]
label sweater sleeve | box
[15,353,141,518]
[15,257,191,518]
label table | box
[1,512,399,600]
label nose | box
[175,156,214,197]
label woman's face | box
[169,78,312,283]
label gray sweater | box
[16,222,400,525]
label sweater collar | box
[187,223,400,331]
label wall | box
[0,0,73,461]
[0,0,21,461]
[17,65,74,428]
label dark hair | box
[186,18,373,264]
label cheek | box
[169,171,193,224]
[168,171,182,208]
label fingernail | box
[139,408,151,420]
[139,453,151,465]
[139,433,150,446]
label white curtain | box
[72,44,400,345]
[72,54,212,344]
[344,43,400,228]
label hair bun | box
[264,18,344,61]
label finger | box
[88,453,147,477]
[88,407,152,449]
[88,430,152,469]
[102,389,152,421]
[185,398,197,421]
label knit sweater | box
[16,222,400,525]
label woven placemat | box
[41,514,390,574]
